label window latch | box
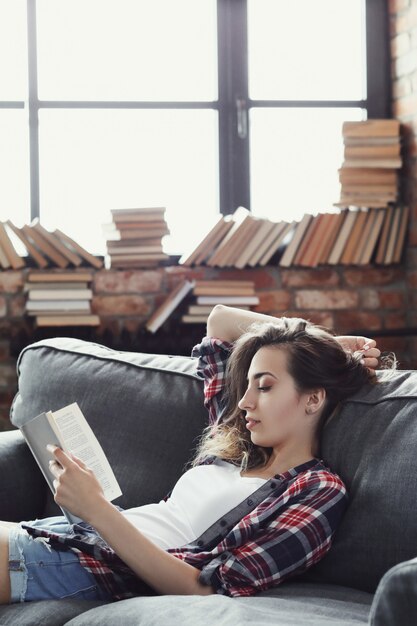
[236,98,248,140]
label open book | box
[20,402,122,524]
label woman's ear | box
[305,388,326,415]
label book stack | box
[335,119,401,209]
[0,219,103,269]
[103,208,170,268]
[24,270,100,327]
[181,280,259,324]
[180,207,296,269]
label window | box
[0,0,391,255]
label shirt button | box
[220,520,227,526]
[247,498,254,506]
[270,481,276,488]
[220,554,228,561]
[274,474,281,479]
[197,540,204,547]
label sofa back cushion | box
[296,368,417,594]
[11,338,208,518]
[11,338,417,594]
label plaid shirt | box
[22,336,349,600]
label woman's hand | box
[335,335,381,376]
[47,444,107,523]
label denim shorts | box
[8,516,112,604]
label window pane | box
[37,0,218,101]
[248,0,365,101]
[38,109,219,255]
[0,111,30,224]
[0,0,27,99]
[250,107,364,221]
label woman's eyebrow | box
[247,371,278,382]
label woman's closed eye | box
[257,385,272,392]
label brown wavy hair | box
[190,316,397,473]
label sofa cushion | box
[65,582,373,626]
[295,369,417,594]
[10,337,208,517]
[0,600,107,626]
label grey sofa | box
[1,337,417,625]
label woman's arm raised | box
[207,305,381,374]
[207,304,280,343]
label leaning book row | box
[180,205,408,268]
[0,220,102,270]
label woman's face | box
[237,345,315,449]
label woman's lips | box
[246,419,261,429]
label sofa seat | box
[0,582,373,626]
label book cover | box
[0,222,25,269]
[54,229,104,269]
[351,209,377,265]
[318,212,347,265]
[28,289,93,300]
[27,270,94,283]
[327,209,358,265]
[279,215,313,268]
[31,220,82,267]
[342,120,400,138]
[206,207,250,267]
[237,219,275,268]
[234,219,265,269]
[145,279,195,333]
[256,222,292,267]
[358,209,386,265]
[375,206,395,264]
[302,213,332,267]
[293,214,323,266]
[393,206,410,264]
[35,315,100,327]
[196,295,259,305]
[6,220,49,268]
[20,402,122,524]
[26,300,91,312]
[23,225,69,268]
[340,210,368,265]
[384,206,402,265]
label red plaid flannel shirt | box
[22,336,349,600]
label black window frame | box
[2,0,391,227]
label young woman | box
[0,305,389,604]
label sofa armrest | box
[369,557,417,626]
[0,430,47,522]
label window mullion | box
[217,0,250,215]
[365,0,391,118]
[27,0,40,221]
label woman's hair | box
[190,317,397,473]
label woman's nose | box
[238,388,256,411]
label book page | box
[51,403,122,501]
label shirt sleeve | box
[191,335,234,427]
[197,471,349,597]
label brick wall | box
[390,0,417,348]
[0,263,410,431]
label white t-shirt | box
[122,458,267,549]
